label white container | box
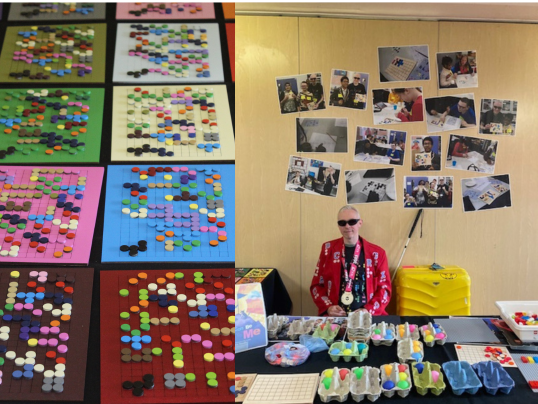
[495,301,538,342]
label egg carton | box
[267,314,287,339]
[380,362,412,398]
[371,322,396,346]
[350,366,381,402]
[472,361,514,395]
[411,362,446,396]
[395,322,420,341]
[419,322,447,347]
[442,361,483,395]
[328,340,369,363]
[287,318,315,340]
[397,338,424,364]
[318,367,350,403]
[312,319,341,345]
[347,310,372,342]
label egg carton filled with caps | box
[472,361,514,395]
[350,366,382,402]
[328,340,369,363]
[347,310,372,342]
[371,322,396,346]
[395,322,420,341]
[442,361,483,395]
[411,362,446,396]
[267,313,287,339]
[312,319,340,345]
[419,322,447,347]
[318,367,350,403]
[287,317,316,340]
[380,363,412,398]
[397,338,424,364]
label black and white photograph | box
[410,135,441,171]
[436,50,477,89]
[276,72,326,114]
[329,69,369,110]
[345,168,396,204]
[296,118,348,153]
[446,135,499,174]
[424,93,476,133]
[354,126,406,166]
[461,174,512,212]
[404,176,454,209]
[285,156,341,198]
[378,45,430,82]
[479,98,518,136]
[372,87,424,125]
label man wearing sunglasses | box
[480,100,504,134]
[310,205,391,317]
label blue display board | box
[102,164,235,262]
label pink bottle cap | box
[225,299,235,306]
[202,340,212,349]
[40,327,50,335]
[13,303,24,311]
[33,309,42,317]
[216,293,225,301]
[47,338,58,347]
[205,293,215,301]
[214,353,224,361]
[224,352,235,361]
[23,303,33,310]
[57,345,68,354]
[59,333,69,342]
[181,335,191,344]
[50,327,60,334]
[38,338,48,347]
[191,334,201,343]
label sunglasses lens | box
[337,220,346,226]
[348,219,359,226]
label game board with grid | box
[0,165,103,264]
[101,164,235,263]
[455,344,517,367]
[235,374,257,402]
[0,24,106,83]
[110,85,234,161]
[116,3,215,19]
[112,23,224,83]
[243,374,320,404]
[384,56,417,82]
[100,269,235,404]
[510,354,538,392]
[0,267,93,401]
[0,88,104,163]
[8,3,107,21]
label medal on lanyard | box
[340,242,361,305]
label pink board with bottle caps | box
[116,3,215,20]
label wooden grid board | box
[0,165,104,265]
[0,24,106,83]
[8,3,106,21]
[101,164,235,263]
[0,267,93,401]
[112,23,224,83]
[226,24,235,82]
[100,269,235,404]
[243,374,319,404]
[455,344,517,367]
[116,3,215,20]
[235,374,257,403]
[0,87,104,163]
[110,85,234,162]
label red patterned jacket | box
[310,236,391,316]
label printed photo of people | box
[425,93,476,133]
[378,45,430,82]
[404,176,454,209]
[372,87,424,125]
[345,168,396,204]
[411,135,441,171]
[276,73,326,115]
[461,174,512,212]
[296,118,348,153]
[285,156,341,198]
[436,51,477,89]
[329,69,369,110]
[479,98,518,136]
[354,126,406,166]
[446,135,499,174]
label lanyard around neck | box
[340,241,361,293]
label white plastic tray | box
[495,301,538,342]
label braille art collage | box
[0,2,235,404]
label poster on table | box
[235,283,268,353]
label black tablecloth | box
[236,316,537,404]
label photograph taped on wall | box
[378,45,430,82]
[345,168,396,204]
[425,93,476,133]
[479,98,518,136]
[411,135,441,171]
[276,73,326,115]
[285,155,341,198]
[329,68,369,110]
[404,176,454,209]
[436,50,477,89]
[372,87,424,125]
[296,117,348,153]
[461,174,512,212]
[354,126,406,166]
[446,134,499,174]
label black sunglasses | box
[338,219,360,227]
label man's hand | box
[327,305,346,317]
